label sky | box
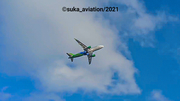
[0,0,180,101]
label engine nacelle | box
[86,53,89,56]
[91,54,95,57]
[83,51,87,54]
[87,46,91,49]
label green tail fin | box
[69,53,74,56]
[66,53,74,57]
[66,53,74,62]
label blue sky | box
[0,0,180,101]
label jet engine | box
[86,53,89,56]
[87,46,91,49]
[91,54,95,57]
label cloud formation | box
[149,90,172,101]
[0,87,11,101]
[1,0,140,95]
[0,0,178,99]
[23,92,64,101]
[103,0,178,47]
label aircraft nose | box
[100,45,104,48]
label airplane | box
[67,38,104,64]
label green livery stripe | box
[72,53,83,58]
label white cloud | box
[149,90,172,101]
[0,87,11,101]
[0,0,177,99]
[24,92,64,101]
[1,0,140,96]
[103,0,178,47]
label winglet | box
[74,38,79,43]
[74,38,78,43]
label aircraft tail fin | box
[66,53,74,62]
[66,53,73,57]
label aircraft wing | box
[74,38,87,50]
[87,53,92,64]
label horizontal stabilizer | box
[71,58,73,62]
[66,53,73,57]
[67,53,74,62]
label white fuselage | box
[90,45,104,52]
